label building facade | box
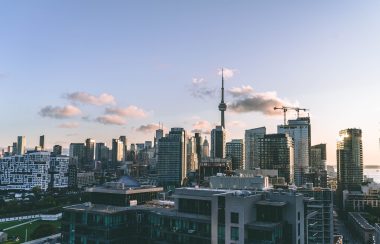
[226,139,245,170]
[211,126,226,159]
[245,127,266,170]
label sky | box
[0,1,380,165]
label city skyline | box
[1,1,380,165]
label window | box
[231,212,239,224]
[298,223,300,236]
[298,211,300,221]
[231,227,239,241]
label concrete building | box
[347,212,375,243]
[278,117,311,186]
[95,142,109,165]
[226,139,245,170]
[69,143,85,168]
[39,135,45,150]
[202,137,210,158]
[187,136,199,172]
[200,157,232,181]
[85,138,95,169]
[0,151,68,191]
[52,145,62,156]
[245,127,266,170]
[310,143,327,171]
[258,133,294,184]
[112,138,124,165]
[17,136,26,155]
[211,126,226,159]
[210,174,269,190]
[157,128,187,187]
[119,135,128,161]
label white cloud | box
[218,68,237,79]
[39,105,82,119]
[66,92,116,106]
[95,115,126,125]
[105,106,147,118]
[192,78,205,85]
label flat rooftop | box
[64,203,130,214]
[87,185,163,195]
[256,200,287,207]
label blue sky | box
[1,1,380,164]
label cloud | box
[218,68,237,79]
[228,85,295,115]
[192,78,205,85]
[105,106,147,118]
[65,92,116,106]
[227,120,246,128]
[58,122,80,129]
[191,120,213,134]
[39,105,82,119]
[95,115,126,125]
[189,77,216,99]
[136,123,162,133]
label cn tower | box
[218,69,227,128]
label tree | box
[30,223,57,240]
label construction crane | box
[273,106,309,125]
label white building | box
[278,117,310,186]
[0,151,69,191]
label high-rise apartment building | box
[337,129,363,192]
[278,117,311,186]
[17,136,26,155]
[69,143,85,168]
[112,139,124,165]
[186,137,198,172]
[119,136,127,161]
[95,143,109,164]
[310,143,327,172]
[157,128,187,187]
[85,138,95,168]
[12,142,17,156]
[226,139,245,170]
[39,135,45,150]
[258,134,294,184]
[211,126,226,158]
[245,127,266,170]
[53,145,62,156]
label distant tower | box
[218,69,227,128]
[17,136,26,155]
[39,135,45,150]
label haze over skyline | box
[1,1,380,165]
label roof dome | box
[117,175,141,188]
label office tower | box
[211,126,226,158]
[39,135,45,150]
[130,144,136,152]
[17,136,26,155]
[69,143,85,168]
[258,134,294,184]
[53,145,62,156]
[218,69,227,128]
[278,117,311,186]
[12,142,17,156]
[310,143,327,171]
[202,137,210,158]
[112,139,123,164]
[85,138,95,164]
[119,136,127,161]
[337,128,363,192]
[157,128,187,187]
[155,128,164,148]
[226,139,245,170]
[136,143,145,152]
[194,133,202,163]
[95,143,109,164]
[245,127,266,170]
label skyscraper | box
[39,135,45,150]
[211,126,226,158]
[337,129,363,192]
[258,134,294,184]
[85,138,95,165]
[186,137,198,172]
[95,143,109,164]
[218,69,227,128]
[310,143,327,172]
[278,117,311,186]
[226,139,245,170]
[112,139,123,165]
[202,137,210,158]
[244,127,266,170]
[17,136,26,155]
[119,136,127,161]
[69,143,85,168]
[157,128,187,187]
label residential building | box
[157,128,187,187]
[310,143,327,171]
[245,127,266,170]
[203,137,210,158]
[211,126,226,159]
[199,157,232,181]
[226,139,244,170]
[112,138,124,165]
[39,135,45,150]
[278,117,311,186]
[85,138,95,169]
[52,145,62,156]
[17,136,26,155]
[69,143,85,168]
[49,155,70,189]
[258,133,294,184]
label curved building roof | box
[117,175,141,188]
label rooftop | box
[349,212,374,231]
[256,200,287,207]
